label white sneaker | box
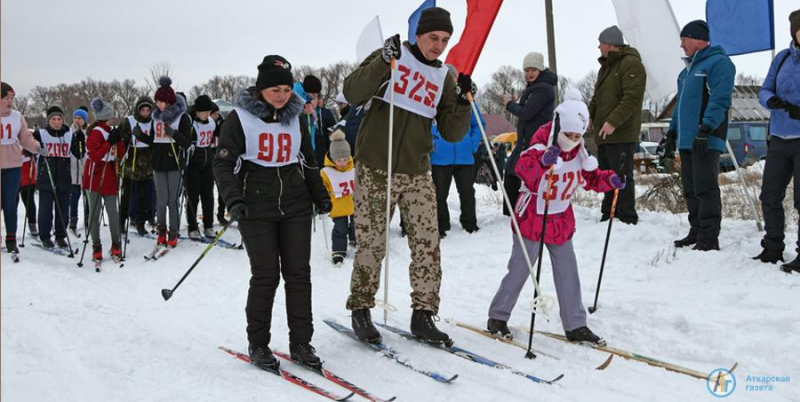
[203,227,217,238]
[188,230,202,240]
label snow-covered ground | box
[2,183,799,401]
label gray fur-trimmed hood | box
[233,86,304,126]
[152,94,187,125]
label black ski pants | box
[431,164,478,232]
[679,149,722,246]
[185,159,215,231]
[597,142,637,221]
[240,213,313,346]
[759,137,800,253]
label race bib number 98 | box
[257,132,293,164]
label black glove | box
[456,73,477,105]
[381,34,402,64]
[786,103,800,120]
[228,202,249,222]
[132,125,144,141]
[107,128,121,145]
[164,125,176,138]
[317,199,332,215]
[693,125,711,155]
[766,96,786,110]
[664,129,676,158]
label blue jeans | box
[1,167,22,236]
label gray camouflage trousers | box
[346,163,443,313]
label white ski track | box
[3,183,799,401]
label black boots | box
[781,255,800,274]
[692,239,719,251]
[486,318,512,340]
[351,309,381,343]
[752,248,784,264]
[410,310,452,346]
[5,236,18,254]
[248,344,279,370]
[565,326,606,347]
[673,233,697,248]
[290,343,322,369]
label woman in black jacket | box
[213,55,331,371]
[185,95,219,239]
[501,52,558,215]
[132,77,192,247]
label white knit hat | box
[555,88,589,134]
[523,52,545,71]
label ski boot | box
[565,326,606,347]
[135,221,147,236]
[188,229,202,241]
[55,237,69,250]
[692,239,719,252]
[332,253,345,266]
[29,221,39,237]
[203,227,216,238]
[752,246,783,264]
[5,235,19,254]
[110,243,122,260]
[92,244,103,261]
[290,343,322,369]
[157,226,167,246]
[248,344,279,371]
[167,229,179,248]
[40,238,55,249]
[487,318,512,340]
[410,310,452,346]
[351,309,381,343]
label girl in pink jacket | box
[487,89,624,346]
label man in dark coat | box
[588,26,647,225]
[502,51,557,216]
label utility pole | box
[545,0,557,74]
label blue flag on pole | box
[408,0,436,44]
[706,0,774,56]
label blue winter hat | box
[293,82,312,103]
[73,108,89,123]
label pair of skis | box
[30,242,77,258]
[325,319,563,385]
[220,346,395,402]
[144,244,172,261]
[91,255,124,272]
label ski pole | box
[19,158,35,248]
[589,152,627,314]
[381,56,397,324]
[41,153,76,258]
[161,219,234,301]
[525,164,556,359]
[122,143,137,259]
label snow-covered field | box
[3,183,799,401]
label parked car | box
[634,141,660,173]
[720,121,768,170]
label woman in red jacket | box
[83,97,124,261]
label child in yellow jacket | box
[321,130,355,265]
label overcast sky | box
[2,0,797,99]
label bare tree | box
[13,95,30,117]
[575,70,598,104]
[478,65,526,121]
[146,61,174,93]
[190,75,254,102]
[556,76,573,104]
[736,73,763,86]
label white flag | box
[356,16,384,62]
[611,0,685,102]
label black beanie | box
[194,95,215,112]
[680,20,710,41]
[46,106,64,121]
[1,82,14,98]
[256,55,294,91]
[416,7,453,36]
[790,9,800,43]
[303,75,322,94]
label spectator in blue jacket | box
[431,72,485,237]
[665,20,735,252]
[754,9,800,272]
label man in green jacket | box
[588,26,646,225]
[342,6,473,345]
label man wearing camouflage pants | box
[342,7,473,344]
